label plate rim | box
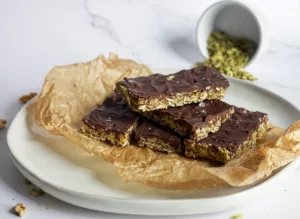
[8,149,300,215]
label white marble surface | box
[0,0,300,218]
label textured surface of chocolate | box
[198,107,267,149]
[113,87,125,103]
[118,66,229,98]
[82,98,139,133]
[135,120,182,148]
[146,100,233,129]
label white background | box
[0,0,300,218]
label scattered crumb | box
[230,213,244,219]
[19,92,37,103]
[30,188,45,197]
[24,178,32,185]
[24,177,46,197]
[0,119,7,129]
[14,203,27,217]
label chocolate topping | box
[82,98,139,133]
[113,87,125,103]
[135,120,182,147]
[119,66,229,98]
[199,107,267,149]
[148,100,233,129]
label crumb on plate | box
[19,92,37,103]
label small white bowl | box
[196,0,269,69]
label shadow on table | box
[166,36,205,65]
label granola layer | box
[184,107,268,163]
[117,66,229,112]
[81,97,139,147]
[80,123,137,147]
[135,120,183,154]
[144,100,234,139]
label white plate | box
[7,68,300,216]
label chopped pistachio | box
[230,213,244,219]
[195,31,257,81]
[29,188,45,197]
[24,178,31,185]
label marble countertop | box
[0,0,300,218]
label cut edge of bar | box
[118,83,228,112]
[136,136,183,154]
[80,119,139,147]
[184,120,268,163]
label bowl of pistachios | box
[196,0,269,81]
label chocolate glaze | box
[119,66,229,98]
[113,87,125,103]
[82,98,139,133]
[135,120,182,148]
[147,100,233,129]
[198,107,267,150]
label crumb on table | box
[29,188,45,197]
[24,178,32,185]
[14,203,27,217]
[19,92,37,103]
[0,119,6,129]
[230,213,244,219]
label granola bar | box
[117,66,229,112]
[135,120,183,154]
[184,107,268,163]
[81,97,139,147]
[144,99,234,139]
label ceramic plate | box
[7,68,300,216]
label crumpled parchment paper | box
[29,53,300,190]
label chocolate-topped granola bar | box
[117,66,229,112]
[184,107,268,163]
[144,99,234,140]
[81,98,139,146]
[135,120,183,154]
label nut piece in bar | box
[144,99,234,140]
[117,66,229,112]
[135,120,183,154]
[184,107,268,163]
[81,98,139,147]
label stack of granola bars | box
[81,66,268,163]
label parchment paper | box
[30,53,300,190]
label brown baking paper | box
[29,53,300,190]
